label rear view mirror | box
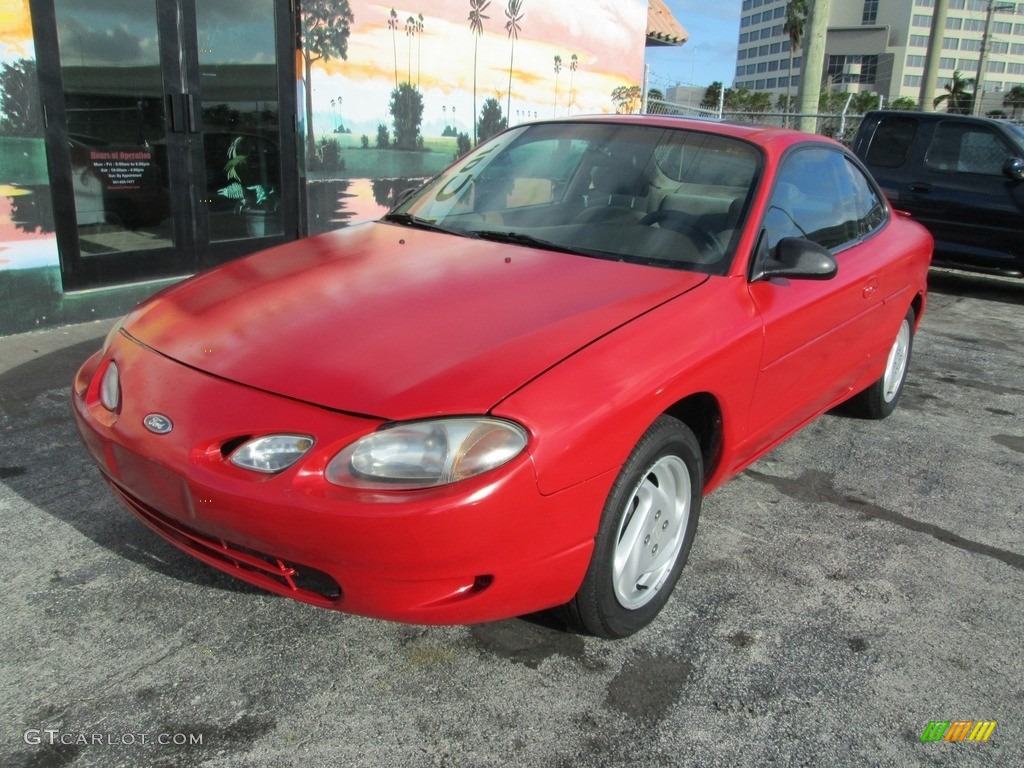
[1003,157,1024,182]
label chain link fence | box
[645,98,866,145]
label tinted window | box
[925,122,1014,175]
[866,116,918,167]
[764,148,862,251]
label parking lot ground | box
[1,268,1022,768]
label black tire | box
[847,306,915,419]
[562,415,703,638]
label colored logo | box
[143,413,173,434]
[921,720,997,743]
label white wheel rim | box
[882,319,911,403]
[612,455,690,610]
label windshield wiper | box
[469,229,593,257]
[381,212,465,236]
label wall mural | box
[299,0,648,234]
[0,0,647,273]
[0,0,58,273]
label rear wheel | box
[848,306,915,419]
[562,415,703,638]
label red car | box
[73,116,932,638]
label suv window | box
[925,122,1012,175]
[865,116,918,168]
[764,147,873,251]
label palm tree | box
[405,15,416,85]
[468,0,490,144]
[1003,84,1024,117]
[504,0,524,121]
[783,0,806,127]
[416,14,424,88]
[552,54,562,116]
[387,9,399,89]
[567,53,578,115]
[934,70,974,114]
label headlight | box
[99,361,121,412]
[229,434,315,473]
[325,418,528,489]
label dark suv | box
[852,111,1024,278]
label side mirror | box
[755,237,838,281]
[1003,157,1024,182]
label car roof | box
[861,109,1010,128]
[529,113,839,154]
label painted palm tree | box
[552,55,562,116]
[783,0,805,126]
[387,9,399,89]
[934,70,974,114]
[504,0,524,121]
[405,15,416,85]
[567,53,578,115]
[468,0,491,144]
[416,14,425,88]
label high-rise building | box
[734,0,1024,112]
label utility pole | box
[974,1,1015,115]
[920,0,950,111]
[796,0,833,133]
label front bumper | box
[72,332,611,624]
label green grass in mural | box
[0,137,49,186]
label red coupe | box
[73,116,932,638]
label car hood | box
[122,222,708,419]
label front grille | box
[108,481,342,607]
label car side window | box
[842,157,887,236]
[763,147,861,252]
[925,122,1012,175]
[865,117,918,168]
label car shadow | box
[927,267,1024,307]
[0,334,263,598]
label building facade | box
[734,0,1024,111]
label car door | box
[902,120,1024,270]
[743,146,891,451]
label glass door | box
[33,0,297,290]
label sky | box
[645,0,741,91]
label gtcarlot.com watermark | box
[24,729,203,746]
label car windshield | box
[385,121,761,274]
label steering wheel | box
[639,210,724,259]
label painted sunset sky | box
[311,0,648,136]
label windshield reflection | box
[389,121,761,274]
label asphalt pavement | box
[1,268,1022,768]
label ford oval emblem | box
[143,413,173,434]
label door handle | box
[166,93,199,133]
[863,276,879,299]
[909,182,932,193]
[184,93,197,133]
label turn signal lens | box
[229,434,314,474]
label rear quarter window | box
[865,116,918,168]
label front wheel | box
[561,415,703,638]
[847,306,915,419]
